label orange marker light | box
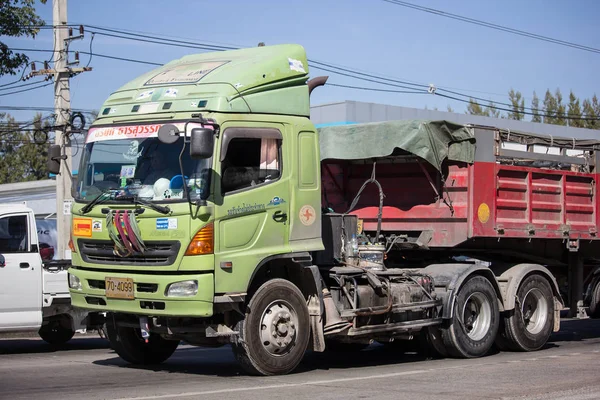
[185,223,214,256]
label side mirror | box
[190,128,214,159]
[47,145,63,175]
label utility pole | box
[53,0,71,261]
[32,0,91,259]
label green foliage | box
[507,89,525,120]
[555,89,566,126]
[567,91,584,128]
[531,91,542,123]
[466,98,486,115]
[543,89,557,125]
[0,0,47,76]
[0,113,50,184]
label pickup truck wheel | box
[38,318,75,345]
[589,280,600,318]
[496,274,554,351]
[106,317,179,365]
[442,275,499,358]
[232,279,310,376]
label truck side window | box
[221,137,281,193]
[0,215,28,253]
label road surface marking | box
[115,369,429,400]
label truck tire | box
[589,280,600,318]
[232,279,310,376]
[496,274,554,352]
[442,275,499,358]
[38,317,75,345]
[105,317,179,365]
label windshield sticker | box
[164,88,178,98]
[227,202,266,216]
[137,90,154,100]
[123,140,143,161]
[92,220,102,232]
[144,60,229,86]
[288,58,306,73]
[268,196,286,206]
[120,165,136,179]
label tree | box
[555,89,566,126]
[507,89,525,120]
[583,98,599,130]
[484,101,502,118]
[0,0,47,76]
[466,98,486,115]
[567,91,584,128]
[0,113,50,184]
[543,90,557,124]
[531,91,542,123]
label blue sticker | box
[156,218,169,230]
[268,196,286,206]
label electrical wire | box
[382,0,600,54]
[0,81,52,97]
[77,50,162,66]
[328,82,426,94]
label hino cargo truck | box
[52,44,600,375]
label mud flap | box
[308,294,325,352]
[554,297,562,332]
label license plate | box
[105,277,134,299]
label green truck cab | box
[52,44,563,376]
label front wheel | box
[496,274,554,351]
[232,279,310,376]
[442,275,499,358]
[105,315,179,365]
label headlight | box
[68,273,82,290]
[166,280,198,297]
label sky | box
[2,0,600,126]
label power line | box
[0,82,53,97]
[327,82,426,94]
[78,50,162,66]
[382,0,600,54]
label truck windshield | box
[75,123,212,203]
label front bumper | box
[68,268,214,317]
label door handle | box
[20,262,30,269]
[273,210,288,223]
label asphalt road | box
[1,318,600,400]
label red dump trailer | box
[320,121,600,318]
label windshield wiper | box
[81,189,115,214]
[119,195,171,215]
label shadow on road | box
[549,318,600,343]
[0,336,110,355]
[87,317,600,377]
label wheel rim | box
[461,291,492,341]
[521,288,548,335]
[259,300,299,356]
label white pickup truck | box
[0,203,104,344]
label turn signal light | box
[68,235,77,253]
[185,222,214,255]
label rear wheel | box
[38,316,75,345]
[442,275,499,358]
[589,280,600,318]
[232,279,310,376]
[496,274,554,351]
[106,315,179,365]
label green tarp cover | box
[318,120,476,171]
